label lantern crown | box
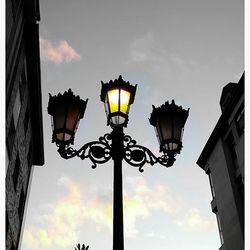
[149,100,189,126]
[100,75,137,103]
[48,89,87,118]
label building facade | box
[6,0,44,249]
[197,74,244,250]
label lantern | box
[149,100,189,156]
[100,75,137,127]
[47,89,88,145]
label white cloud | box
[128,32,167,70]
[145,231,155,238]
[57,175,70,186]
[175,208,216,232]
[39,38,81,64]
[23,179,112,250]
[23,176,216,250]
[123,176,181,238]
[23,176,181,249]
[127,32,208,77]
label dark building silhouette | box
[6,0,44,249]
[197,74,244,250]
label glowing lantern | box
[101,75,137,127]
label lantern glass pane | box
[155,121,163,142]
[154,127,161,145]
[56,133,64,141]
[56,132,72,142]
[120,89,130,113]
[108,89,119,113]
[66,104,80,132]
[166,142,178,150]
[111,116,118,125]
[118,116,125,125]
[159,115,172,141]
[111,115,126,126]
[173,113,183,141]
[164,142,178,151]
[54,104,66,130]
[64,133,72,141]
[107,89,131,114]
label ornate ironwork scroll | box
[57,133,175,171]
[57,133,112,169]
[123,135,175,172]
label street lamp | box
[48,75,189,250]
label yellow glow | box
[120,89,131,112]
[108,89,130,113]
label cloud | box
[128,32,167,69]
[123,176,181,238]
[23,176,181,249]
[23,175,216,250]
[23,179,112,250]
[127,32,209,78]
[57,175,70,186]
[175,208,216,232]
[39,38,81,64]
[126,176,180,214]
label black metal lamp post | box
[47,75,189,250]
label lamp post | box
[48,75,189,250]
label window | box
[12,154,20,191]
[13,86,21,128]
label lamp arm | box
[56,133,175,171]
[123,135,175,172]
[57,133,112,169]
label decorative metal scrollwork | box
[57,133,174,171]
[58,133,112,169]
[123,135,175,172]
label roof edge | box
[197,73,244,169]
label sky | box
[17,1,244,250]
